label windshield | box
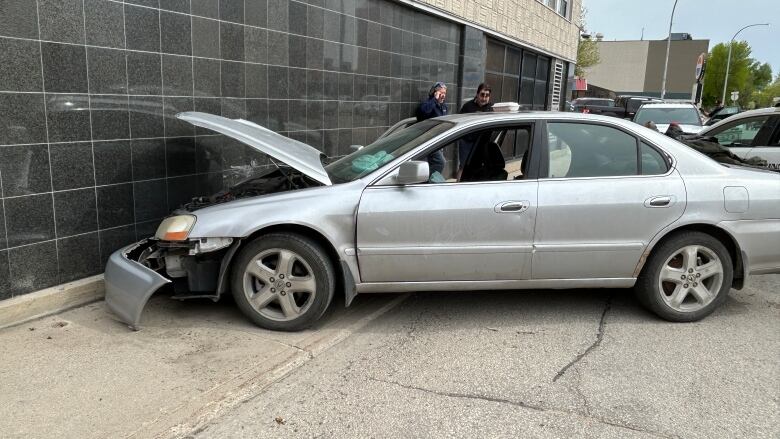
[635,107,702,126]
[325,120,454,183]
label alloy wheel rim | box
[657,245,723,312]
[242,248,317,322]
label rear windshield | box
[634,107,702,126]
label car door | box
[533,121,686,280]
[356,124,539,283]
[706,114,778,162]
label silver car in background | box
[105,111,780,331]
[698,106,780,170]
[633,102,704,134]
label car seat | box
[460,134,508,182]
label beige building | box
[583,38,710,99]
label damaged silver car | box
[105,111,780,331]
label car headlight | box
[155,215,196,241]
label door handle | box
[645,196,673,208]
[495,201,529,213]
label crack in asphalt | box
[553,295,613,382]
[370,377,678,439]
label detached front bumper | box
[105,240,171,330]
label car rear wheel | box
[635,231,732,322]
[231,233,335,331]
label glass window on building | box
[487,39,550,110]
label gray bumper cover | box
[104,241,171,330]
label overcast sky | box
[582,0,780,75]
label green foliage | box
[751,75,780,108]
[702,42,774,109]
[575,39,600,77]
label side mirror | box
[397,161,429,185]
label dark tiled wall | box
[0,0,462,299]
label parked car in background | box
[697,106,780,170]
[705,106,740,125]
[634,103,704,135]
[570,97,615,113]
[104,111,780,331]
[572,95,662,119]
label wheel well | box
[242,224,346,294]
[645,224,745,289]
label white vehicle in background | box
[697,106,780,170]
[633,103,704,135]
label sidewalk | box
[0,293,406,439]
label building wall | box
[584,41,649,93]
[414,0,580,62]
[643,39,709,96]
[0,0,462,299]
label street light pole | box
[660,0,679,99]
[720,23,770,104]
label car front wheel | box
[636,231,733,322]
[230,233,335,331]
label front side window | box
[547,123,639,178]
[708,116,770,147]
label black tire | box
[230,233,335,331]
[635,231,733,322]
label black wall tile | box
[160,0,190,13]
[42,43,88,94]
[87,47,127,95]
[165,137,196,176]
[288,35,307,68]
[288,1,307,36]
[288,100,306,129]
[99,225,136,266]
[288,68,306,99]
[9,241,58,296]
[191,17,220,58]
[218,0,243,23]
[194,136,223,173]
[129,96,164,138]
[0,38,42,92]
[5,194,55,248]
[54,188,98,237]
[0,0,39,39]
[307,101,324,131]
[163,96,196,137]
[306,37,324,70]
[245,0,267,27]
[161,11,193,56]
[267,0,288,32]
[268,66,288,99]
[221,61,245,98]
[97,183,134,229]
[125,5,161,52]
[306,69,323,100]
[50,143,95,191]
[245,64,268,98]
[0,203,5,250]
[267,99,288,132]
[45,94,92,143]
[244,27,267,63]
[38,0,85,44]
[167,174,199,210]
[0,144,51,196]
[94,140,132,185]
[58,232,101,282]
[221,97,245,119]
[133,179,168,221]
[267,31,288,65]
[191,0,218,18]
[0,250,10,299]
[131,138,166,179]
[306,6,323,39]
[85,0,125,49]
[162,55,193,96]
[193,58,221,97]
[220,22,245,62]
[127,0,160,7]
[90,95,131,140]
[246,99,268,127]
[127,51,162,95]
[135,219,160,240]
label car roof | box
[700,106,780,133]
[434,111,643,127]
[637,103,696,109]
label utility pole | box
[660,0,679,99]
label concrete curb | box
[0,275,105,330]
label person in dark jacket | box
[457,83,494,178]
[416,82,448,175]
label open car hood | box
[177,112,331,185]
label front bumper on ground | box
[105,240,171,330]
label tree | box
[702,41,753,108]
[575,38,600,77]
[749,62,773,90]
[752,74,780,108]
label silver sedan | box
[105,111,780,330]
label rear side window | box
[640,141,668,175]
[547,123,638,178]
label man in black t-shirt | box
[457,83,494,179]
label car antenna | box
[269,157,300,189]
